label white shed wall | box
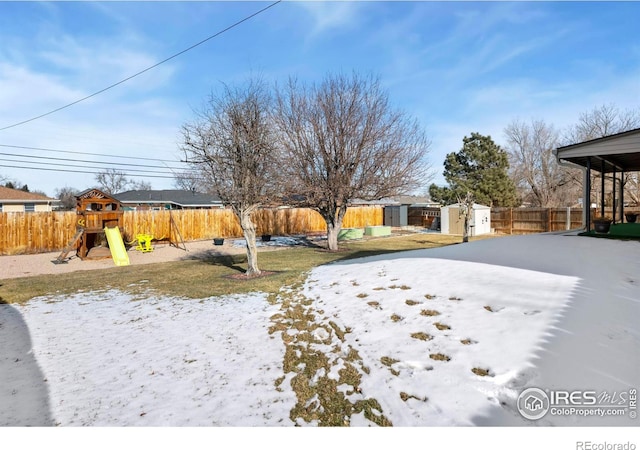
[440,203,492,235]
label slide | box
[104,226,130,266]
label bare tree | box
[54,186,79,210]
[172,170,204,192]
[564,104,640,206]
[180,79,279,276]
[95,169,130,194]
[563,103,640,144]
[275,73,432,250]
[505,119,580,207]
[457,191,474,243]
[130,179,153,191]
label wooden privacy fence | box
[0,206,383,255]
[491,207,610,235]
[491,208,583,234]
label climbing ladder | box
[53,228,84,264]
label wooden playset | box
[55,188,186,264]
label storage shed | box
[384,205,408,227]
[440,203,491,236]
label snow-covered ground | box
[1,234,638,438]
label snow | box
[1,233,639,436]
[303,257,578,426]
[232,235,318,248]
[2,292,294,426]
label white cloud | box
[0,63,87,117]
[296,1,362,38]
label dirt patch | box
[0,239,289,280]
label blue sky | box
[0,1,639,197]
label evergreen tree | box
[429,132,519,207]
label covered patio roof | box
[555,127,640,173]
[555,127,640,232]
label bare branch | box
[274,72,432,250]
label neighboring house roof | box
[0,186,57,203]
[114,189,223,208]
[372,196,440,207]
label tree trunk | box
[462,214,469,243]
[326,221,341,251]
[239,208,261,276]
[321,204,348,251]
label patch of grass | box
[372,287,386,291]
[400,392,427,402]
[380,356,400,367]
[434,322,451,331]
[328,321,351,341]
[448,296,463,301]
[273,290,392,426]
[471,367,493,377]
[389,284,411,290]
[429,353,451,362]
[390,314,403,323]
[420,309,440,317]
[367,301,381,309]
[460,338,476,345]
[424,294,436,300]
[380,356,400,376]
[483,306,494,312]
[410,332,432,341]
[405,299,420,306]
[356,293,369,299]
[1,234,475,305]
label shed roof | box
[441,202,490,210]
[76,188,120,203]
[555,127,640,173]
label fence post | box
[509,208,513,235]
[566,207,571,230]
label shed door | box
[448,208,465,235]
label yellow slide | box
[104,226,130,266]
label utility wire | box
[0,144,186,164]
[0,1,282,132]
[0,157,184,175]
[0,151,198,172]
[0,163,203,180]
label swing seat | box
[136,233,154,252]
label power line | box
[0,156,184,175]
[0,1,282,132]
[0,151,198,172]
[0,163,203,180]
[0,144,185,164]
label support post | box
[585,158,592,232]
[613,167,617,224]
[621,171,625,222]
[600,160,605,217]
